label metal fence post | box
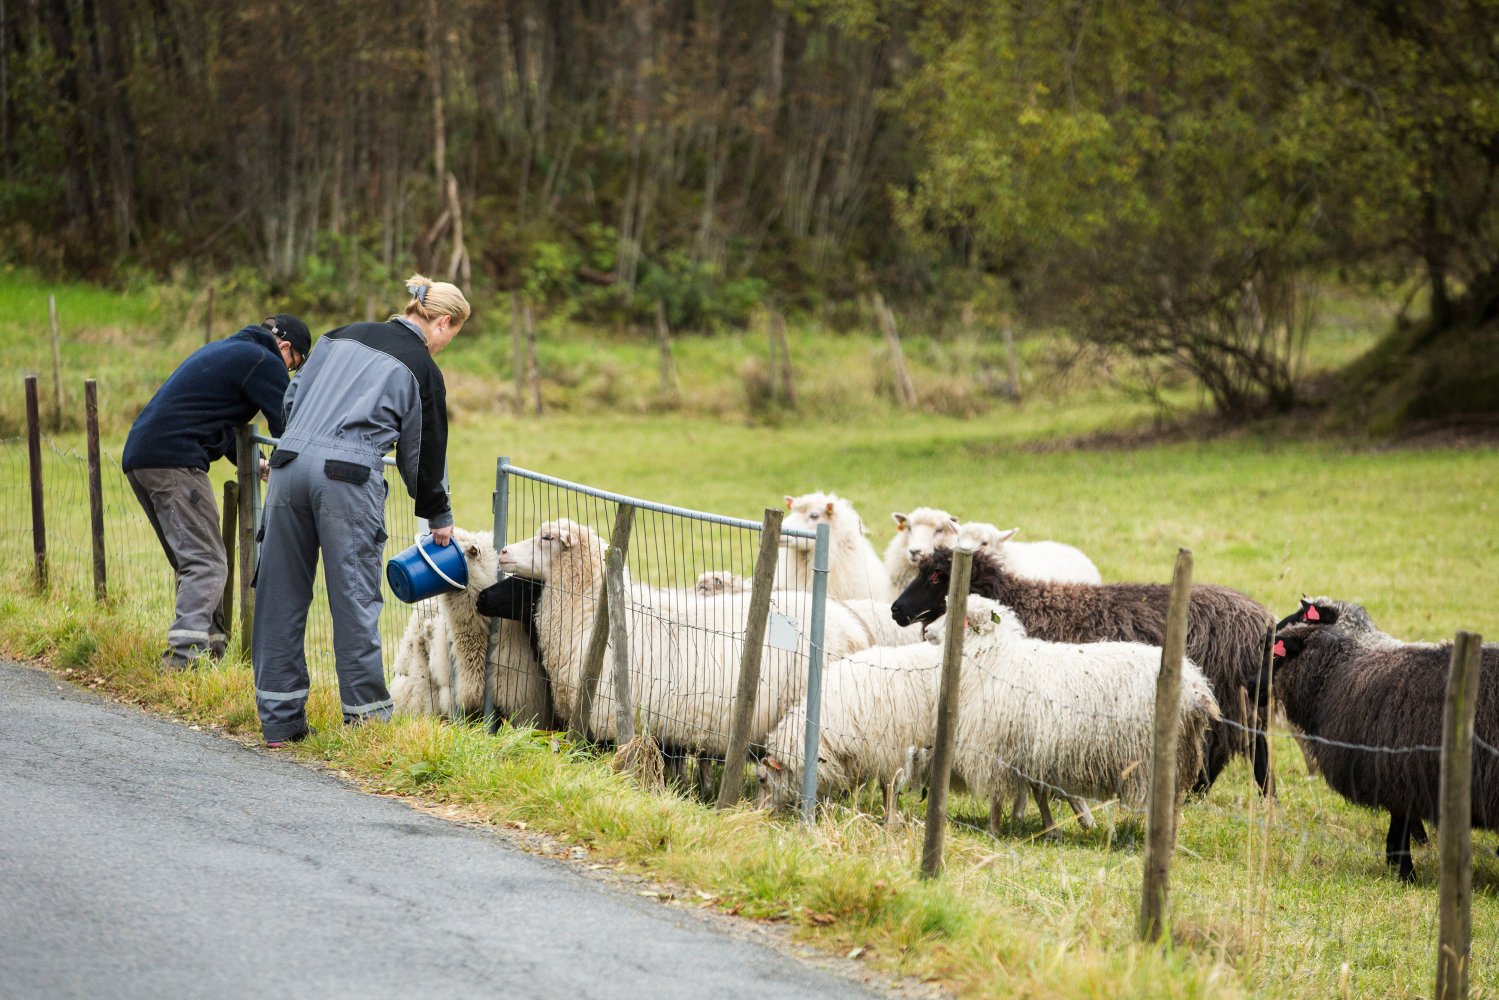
[920,545,974,880]
[84,378,106,603]
[1436,630,1482,1000]
[482,456,510,730]
[24,375,46,592]
[717,507,784,809]
[235,424,257,652]
[606,546,634,744]
[1140,547,1193,941]
[799,522,831,823]
[571,504,635,742]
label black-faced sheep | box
[955,521,1102,585]
[891,547,1276,795]
[498,518,876,754]
[1271,608,1499,881]
[389,528,553,726]
[777,492,893,601]
[882,507,961,593]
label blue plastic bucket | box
[387,534,469,604]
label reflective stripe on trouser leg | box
[251,463,319,741]
[316,460,392,726]
[127,468,227,665]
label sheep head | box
[920,593,1022,644]
[781,491,853,551]
[1274,595,1380,636]
[889,507,961,567]
[755,754,802,812]
[955,521,1019,552]
[446,527,499,597]
[498,518,589,581]
[694,570,747,596]
[890,548,956,628]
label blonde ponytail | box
[397,273,471,328]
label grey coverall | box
[251,317,451,742]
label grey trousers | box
[127,468,228,668]
[251,445,392,741]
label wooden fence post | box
[606,546,634,744]
[655,299,679,403]
[510,293,526,417]
[920,545,974,880]
[1435,630,1482,1000]
[1139,547,1193,941]
[767,308,797,408]
[235,425,257,653]
[203,286,214,345]
[873,292,917,409]
[84,379,105,602]
[571,504,635,742]
[523,302,543,416]
[25,375,46,591]
[717,507,784,809]
[221,480,238,639]
[1000,314,1022,401]
[48,294,62,431]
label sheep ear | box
[784,495,794,510]
[764,755,783,773]
[991,610,1002,623]
[995,528,1021,543]
[825,501,836,516]
[556,527,575,548]
[892,512,908,529]
[1304,604,1321,621]
[466,544,479,558]
[948,515,960,528]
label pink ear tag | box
[1304,605,1321,621]
[1272,640,1286,658]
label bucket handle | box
[414,532,466,591]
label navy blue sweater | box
[122,326,290,472]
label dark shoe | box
[265,726,315,749]
[159,651,196,673]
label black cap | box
[263,314,312,359]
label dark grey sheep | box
[891,547,1276,794]
[1272,609,1499,882]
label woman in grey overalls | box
[252,276,470,746]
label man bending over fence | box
[122,314,310,670]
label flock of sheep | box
[388,490,1496,883]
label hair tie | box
[408,282,428,305]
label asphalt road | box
[0,660,884,1000]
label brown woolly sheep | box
[891,547,1276,794]
[1272,609,1499,882]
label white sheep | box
[776,491,893,602]
[882,507,961,593]
[760,596,1220,840]
[758,639,942,812]
[389,528,552,726]
[955,521,1102,585]
[944,596,1219,834]
[499,518,875,754]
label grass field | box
[2,271,1495,997]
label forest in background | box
[6,0,1499,428]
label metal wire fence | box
[0,432,419,687]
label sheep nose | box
[908,548,921,558]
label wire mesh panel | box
[492,462,830,792]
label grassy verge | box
[3,586,1241,998]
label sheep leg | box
[664,752,688,790]
[1385,812,1418,883]
[1034,788,1061,841]
[1066,795,1096,830]
[1251,731,1275,799]
[695,753,717,803]
[884,769,907,828]
[1009,789,1027,825]
[1410,817,1429,846]
[987,793,1008,838]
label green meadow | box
[2,271,1495,997]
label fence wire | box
[1,434,419,689]
[5,431,1495,995]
